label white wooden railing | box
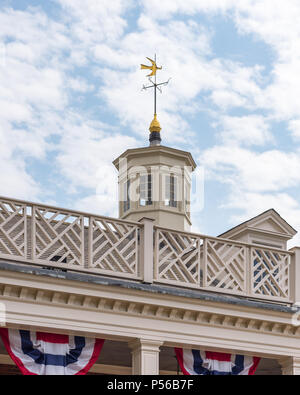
[0,196,141,280]
[154,227,292,302]
[0,196,296,304]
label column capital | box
[129,338,164,375]
[279,356,300,375]
[128,338,164,351]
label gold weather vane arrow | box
[141,57,162,77]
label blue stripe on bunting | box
[209,371,231,375]
[232,355,245,375]
[20,330,86,367]
[192,350,209,375]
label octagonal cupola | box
[113,124,196,232]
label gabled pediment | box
[247,210,297,237]
[220,209,297,241]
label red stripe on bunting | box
[205,351,231,362]
[174,348,190,375]
[75,339,105,375]
[249,357,261,375]
[36,332,69,344]
[0,328,36,375]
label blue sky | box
[1,0,300,245]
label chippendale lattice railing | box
[251,248,290,299]
[0,196,295,303]
[0,197,141,280]
[88,216,139,278]
[154,227,292,302]
[0,199,27,260]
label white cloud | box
[223,190,300,247]
[202,145,300,192]
[56,117,138,191]
[289,120,300,140]
[140,0,300,122]
[73,194,118,218]
[201,141,300,247]
[140,0,237,20]
[229,1,300,120]
[234,0,300,61]
[216,115,273,146]
[56,0,132,44]
[68,78,94,93]
[0,153,39,200]
[52,114,138,216]
[0,8,69,64]
[0,8,69,199]
[0,2,136,206]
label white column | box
[129,339,163,375]
[279,357,300,375]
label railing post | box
[202,238,207,288]
[139,217,155,284]
[23,203,28,259]
[246,246,252,296]
[289,247,300,304]
[88,216,93,268]
[31,205,36,261]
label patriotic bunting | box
[0,328,260,375]
[175,348,260,375]
[0,328,104,375]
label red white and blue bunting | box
[0,329,104,375]
[175,348,260,375]
[0,328,261,375]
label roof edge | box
[113,145,197,170]
[0,261,297,314]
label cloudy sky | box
[1,0,300,245]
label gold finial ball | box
[149,114,161,133]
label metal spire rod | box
[154,53,157,115]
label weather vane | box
[141,55,170,116]
[141,55,170,145]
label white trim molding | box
[0,267,300,363]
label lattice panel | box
[251,248,290,299]
[205,239,246,293]
[90,217,139,278]
[0,200,27,258]
[33,207,84,266]
[156,230,201,286]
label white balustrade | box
[0,196,294,303]
[0,196,141,279]
[154,226,292,302]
